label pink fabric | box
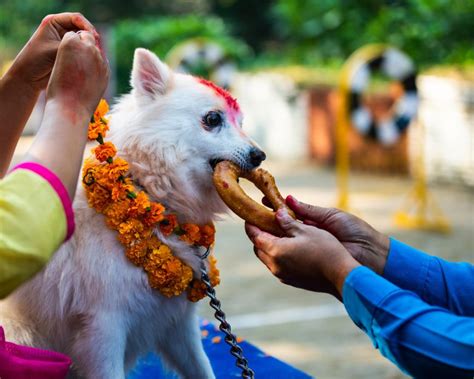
[0,327,71,379]
[12,162,75,240]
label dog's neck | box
[121,147,225,226]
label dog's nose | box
[249,147,266,167]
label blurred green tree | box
[0,0,209,51]
[269,0,474,66]
[113,16,250,93]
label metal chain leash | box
[199,248,255,379]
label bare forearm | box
[24,100,89,198]
[0,70,40,176]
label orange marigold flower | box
[144,245,193,297]
[147,235,162,250]
[187,254,219,302]
[143,202,165,226]
[94,99,109,119]
[107,158,129,181]
[208,255,220,287]
[180,223,201,245]
[111,182,134,202]
[117,219,150,246]
[88,99,110,140]
[187,279,207,302]
[128,192,151,218]
[94,142,117,162]
[198,224,215,248]
[104,199,131,228]
[126,240,149,266]
[88,120,109,141]
[86,184,110,212]
[159,214,178,236]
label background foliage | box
[1,0,473,93]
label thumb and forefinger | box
[42,12,95,35]
[285,195,329,226]
[244,222,279,251]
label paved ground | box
[12,139,473,378]
[197,161,473,379]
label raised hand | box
[25,30,109,198]
[45,30,109,120]
[8,13,97,91]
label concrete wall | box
[417,75,474,187]
[232,72,309,161]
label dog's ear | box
[131,48,171,98]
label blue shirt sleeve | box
[384,238,474,316]
[343,266,474,378]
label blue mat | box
[128,320,313,378]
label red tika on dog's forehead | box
[198,78,240,113]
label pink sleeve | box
[12,162,75,240]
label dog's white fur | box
[0,48,263,379]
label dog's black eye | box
[203,111,222,128]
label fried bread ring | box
[213,161,295,236]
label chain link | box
[200,248,255,379]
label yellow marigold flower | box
[94,142,117,162]
[159,214,178,236]
[180,223,201,245]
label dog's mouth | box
[209,158,225,170]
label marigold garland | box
[83,99,219,301]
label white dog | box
[0,48,266,379]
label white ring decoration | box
[349,48,418,146]
[166,39,237,89]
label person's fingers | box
[245,222,278,251]
[77,30,96,46]
[303,219,319,227]
[254,247,277,273]
[50,12,95,33]
[275,208,304,237]
[286,195,329,224]
[61,30,79,44]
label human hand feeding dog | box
[245,207,361,298]
[286,195,390,275]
